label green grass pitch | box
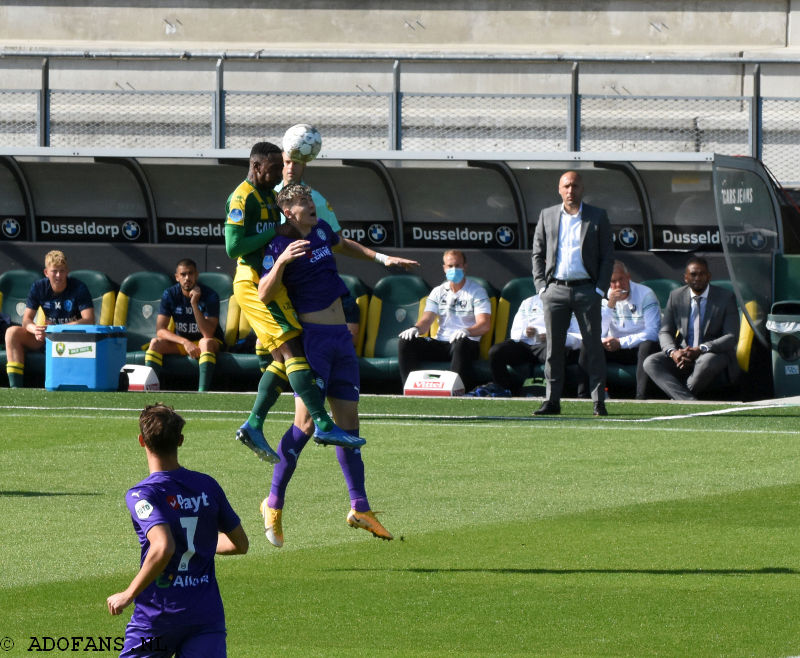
[0,388,798,657]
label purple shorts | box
[301,322,360,402]
[120,621,226,657]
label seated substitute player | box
[107,404,248,657]
[397,249,492,391]
[225,141,363,463]
[145,258,225,392]
[488,293,587,397]
[4,249,94,388]
[257,183,400,545]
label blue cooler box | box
[45,325,127,391]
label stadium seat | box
[361,274,430,384]
[641,278,681,309]
[0,269,40,325]
[197,271,237,348]
[494,277,536,344]
[70,269,117,326]
[112,271,173,353]
[339,273,370,356]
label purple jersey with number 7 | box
[123,467,240,631]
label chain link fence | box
[0,90,39,147]
[579,96,751,154]
[3,85,800,183]
[224,90,391,150]
[761,98,800,186]
[49,90,213,149]
[400,93,569,152]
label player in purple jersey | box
[257,184,414,545]
[4,250,94,388]
[107,404,248,657]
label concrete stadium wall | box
[0,1,797,55]
[4,2,800,99]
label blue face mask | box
[445,267,465,284]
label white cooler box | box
[403,370,464,397]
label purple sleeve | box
[125,486,169,537]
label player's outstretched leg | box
[234,361,287,464]
[312,425,366,449]
[283,355,365,449]
[260,425,312,547]
[336,433,392,541]
[236,422,279,464]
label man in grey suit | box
[532,171,614,416]
[643,256,740,400]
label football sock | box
[284,356,335,432]
[248,361,288,431]
[198,351,216,392]
[255,340,271,373]
[267,424,311,509]
[336,429,369,512]
[144,349,163,381]
[6,361,24,388]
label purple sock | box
[267,425,310,509]
[336,429,369,512]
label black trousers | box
[489,339,584,396]
[398,336,480,389]
[600,340,659,399]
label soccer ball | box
[282,123,322,163]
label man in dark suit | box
[532,171,614,416]
[643,256,740,400]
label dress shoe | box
[533,401,561,415]
[593,401,608,417]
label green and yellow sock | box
[285,356,334,432]
[198,351,216,392]
[248,361,288,431]
[6,361,24,388]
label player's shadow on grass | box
[338,566,798,576]
[0,490,97,497]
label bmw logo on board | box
[618,227,639,248]
[123,220,141,241]
[2,217,21,239]
[495,225,515,247]
[368,224,387,245]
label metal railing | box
[1,55,799,183]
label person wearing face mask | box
[599,260,661,399]
[397,249,492,391]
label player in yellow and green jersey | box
[224,142,364,465]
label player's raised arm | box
[334,238,419,271]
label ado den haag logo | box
[2,217,21,239]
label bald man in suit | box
[532,171,614,416]
[643,256,739,400]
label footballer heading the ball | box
[282,123,322,163]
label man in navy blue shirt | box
[145,259,225,392]
[4,250,94,388]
